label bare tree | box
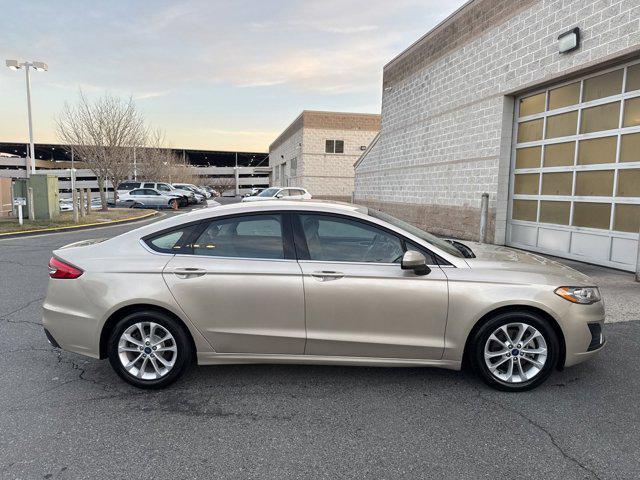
[57,90,147,209]
[206,176,236,195]
[136,130,200,185]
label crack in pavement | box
[475,388,602,480]
[0,297,45,326]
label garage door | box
[507,60,640,272]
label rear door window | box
[193,214,285,259]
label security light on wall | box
[558,27,580,54]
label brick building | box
[354,0,640,272]
[270,111,380,202]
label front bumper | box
[562,301,606,368]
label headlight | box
[554,286,601,304]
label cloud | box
[0,0,467,150]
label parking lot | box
[0,213,639,480]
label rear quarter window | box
[144,225,198,254]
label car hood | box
[458,241,594,285]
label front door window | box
[298,214,404,263]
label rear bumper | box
[42,301,101,359]
[43,327,61,348]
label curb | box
[0,211,158,239]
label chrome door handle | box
[172,267,207,278]
[311,271,344,281]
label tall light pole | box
[5,59,48,177]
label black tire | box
[470,310,559,392]
[107,310,193,389]
[168,199,178,210]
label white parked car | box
[117,182,194,207]
[140,182,195,206]
[59,196,104,211]
[117,188,180,209]
[241,187,311,202]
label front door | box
[162,213,306,354]
[294,213,448,359]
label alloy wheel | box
[483,322,548,383]
[117,321,177,380]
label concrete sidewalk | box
[543,255,639,324]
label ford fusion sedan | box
[241,187,311,202]
[43,201,605,391]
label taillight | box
[48,257,83,279]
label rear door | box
[293,212,448,359]
[142,189,163,206]
[161,212,306,354]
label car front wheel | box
[471,311,559,391]
[107,310,193,389]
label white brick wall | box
[271,122,378,197]
[270,128,303,187]
[354,0,640,243]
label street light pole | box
[24,64,35,176]
[5,59,48,177]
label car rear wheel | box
[471,311,559,391]
[107,310,192,389]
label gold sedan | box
[43,201,605,391]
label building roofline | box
[382,0,537,87]
[354,132,380,169]
[383,0,475,72]
[269,110,381,152]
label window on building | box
[325,140,345,154]
[290,157,298,178]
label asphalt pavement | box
[0,210,639,480]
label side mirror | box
[275,193,285,198]
[401,250,430,276]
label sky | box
[0,0,467,152]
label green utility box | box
[13,174,60,220]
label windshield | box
[367,209,464,258]
[258,188,280,197]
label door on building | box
[507,59,640,271]
[162,213,306,354]
[292,212,449,359]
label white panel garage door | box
[507,60,640,272]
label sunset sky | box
[1,0,466,152]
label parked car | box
[43,200,605,391]
[116,188,180,209]
[197,186,212,199]
[116,182,194,207]
[172,183,206,203]
[59,198,73,212]
[203,186,220,197]
[59,196,104,212]
[116,181,143,198]
[243,187,266,197]
[241,187,311,202]
[139,182,195,207]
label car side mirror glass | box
[401,250,430,275]
[276,193,284,198]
